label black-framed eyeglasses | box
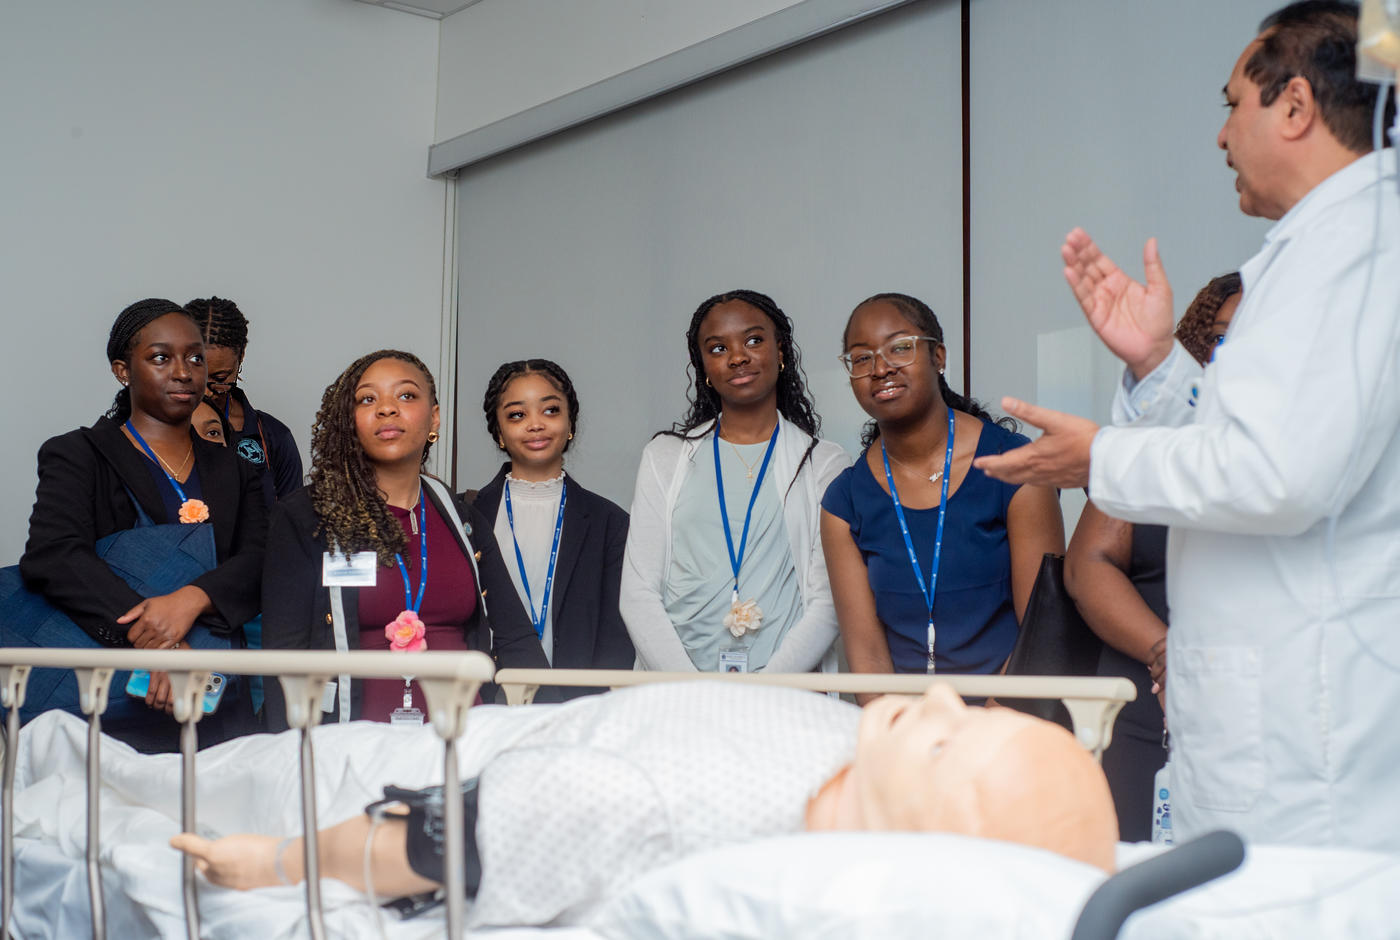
[838,335,941,378]
[207,369,240,393]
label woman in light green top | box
[620,290,848,673]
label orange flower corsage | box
[178,499,210,524]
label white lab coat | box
[620,416,849,672]
[1089,149,1400,851]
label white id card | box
[719,649,749,673]
[321,680,338,714]
[322,551,377,587]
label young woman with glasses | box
[621,290,849,674]
[186,296,303,506]
[821,293,1063,697]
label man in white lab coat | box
[976,1,1400,851]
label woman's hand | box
[119,585,211,649]
[1148,636,1167,712]
[146,669,176,713]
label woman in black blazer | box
[473,359,633,698]
[20,299,266,752]
[261,350,549,729]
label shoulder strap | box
[422,475,488,619]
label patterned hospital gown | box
[464,682,859,927]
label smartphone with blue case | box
[125,670,226,714]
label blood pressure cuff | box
[367,780,483,896]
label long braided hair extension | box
[184,296,249,358]
[309,350,438,566]
[1174,273,1242,366]
[662,289,822,491]
[482,359,580,454]
[844,293,1015,450]
[105,298,197,421]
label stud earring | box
[427,430,439,444]
[567,432,574,441]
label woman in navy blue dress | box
[821,294,1063,700]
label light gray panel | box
[455,0,964,508]
[969,0,1279,424]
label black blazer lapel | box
[548,475,590,637]
[472,463,509,525]
[86,417,172,525]
[193,437,239,558]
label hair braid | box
[482,358,580,452]
[844,293,1015,450]
[104,298,195,421]
[309,350,438,566]
[184,296,249,357]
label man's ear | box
[1277,75,1317,141]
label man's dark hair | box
[1247,1,1396,153]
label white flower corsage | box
[724,599,763,638]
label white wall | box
[0,0,445,562]
[452,0,964,502]
[435,0,813,143]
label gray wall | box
[455,0,1283,527]
[453,0,964,499]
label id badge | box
[719,648,749,673]
[322,551,378,587]
[321,680,338,714]
[391,707,425,727]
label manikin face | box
[809,684,1118,872]
[496,372,571,477]
[1218,38,1291,220]
[353,357,439,470]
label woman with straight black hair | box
[621,290,848,674]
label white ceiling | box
[354,0,484,20]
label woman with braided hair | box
[1064,272,1241,841]
[185,296,303,505]
[260,351,548,729]
[621,290,849,673]
[17,298,266,751]
[470,359,633,697]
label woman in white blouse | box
[471,359,633,696]
[621,290,848,673]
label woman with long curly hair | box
[620,290,849,673]
[260,350,548,728]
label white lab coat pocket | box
[1170,645,1264,813]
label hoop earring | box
[427,430,439,444]
[705,378,711,388]
[780,361,785,372]
[497,437,506,450]
[567,433,574,441]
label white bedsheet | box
[10,705,560,939]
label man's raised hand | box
[1062,228,1176,380]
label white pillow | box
[588,831,1105,939]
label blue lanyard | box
[124,420,192,504]
[881,407,955,674]
[394,492,428,614]
[713,420,780,603]
[504,479,568,640]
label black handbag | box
[1001,553,1104,728]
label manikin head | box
[807,684,1118,872]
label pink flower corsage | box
[386,610,427,652]
[178,499,210,524]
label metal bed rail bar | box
[0,649,493,940]
[494,668,1136,756]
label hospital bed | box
[1,651,1392,939]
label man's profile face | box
[1217,37,1290,220]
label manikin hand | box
[972,398,1099,489]
[1062,228,1175,380]
[169,833,287,890]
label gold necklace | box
[155,446,194,480]
[726,439,761,480]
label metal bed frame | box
[0,652,1135,940]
